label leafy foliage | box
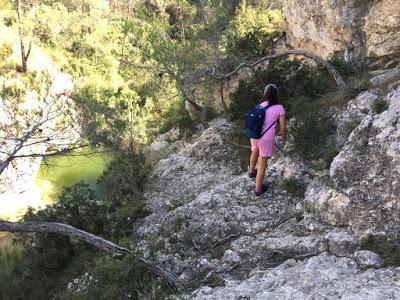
[281,177,307,198]
[61,254,170,299]
[372,98,389,114]
[361,234,400,267]
[227,3,285,58]
[1,151,153,299]
[0,237,22,300]
[229,55,367,166]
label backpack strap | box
[260,120,278,137]
[259,104,277,137]
[258,104,270,110]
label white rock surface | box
[330,86,400,239]
[188,254,400,299]
[136,83,400,298]
[326,230,356,257]
[354,250,383,269]
[283,0,400,60]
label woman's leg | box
[255,156,269,191]
[249,148,259,174]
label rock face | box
[136,119,316,286]
[283,0,370,58]
[354,250,383,269]
[190,254,400,299]
[283,0,400,61]
[330,85,400,240]
[135,82,400,299]
[364,0,400,60]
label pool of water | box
[35,149,113,203]
[0,149,112,221]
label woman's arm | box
[279,114,286,146]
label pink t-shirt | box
[259,101,285,140]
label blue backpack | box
[244,104,277,139]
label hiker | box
[248,84,286,197]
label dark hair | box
[264,84,279,105]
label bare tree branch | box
[0,75,85,176]
[214,50,347,90]
[0,220,184,292]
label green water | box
[35,149,113,204]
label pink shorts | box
[251,139,275,157]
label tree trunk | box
[19,39,31,73]
[219,82,228,112]
[15,0,31,73]
[0,221,184,292]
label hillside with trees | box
[1,0,400,299]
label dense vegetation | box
[0,0,371,298]
[229,55,369,168]
[0,0,287,298]
[0,154,162,299]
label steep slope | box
[136,119,320,286]
[135,77,400,298]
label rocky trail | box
[133,79,400,299]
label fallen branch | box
[0,221,183,292]
[216,50,347,90]
[224,138,250,149]
[272,249,318,261]
[272,215,297,229]
[223,263,241,274]
[212,233,241,249]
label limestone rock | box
[283,0,369,58]
[326,230,356,257]
[222,249,241,264]
[145,128,183,166]
[330,86,400,240]
[135,118,312,285]
[188,254,400,299]
[134,83,400,297]
[283,0,400,61]
[335,91,378,148]
[304,180,351,226]
[354,250,383,269]
[364,0,400,59]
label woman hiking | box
[248,84,286,197]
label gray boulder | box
[354,250,383,269]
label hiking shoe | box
[255,184,268,198]
[248,169,257,179]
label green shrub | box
[227,4,285,57]
[5,183,111,298]
[0,42,15,73]
[320,75,371,109]
[291,111,336,162]
[372,98,389,114]
[76,254,171,299]
[24,182,109,235]
[321,138,339,168]
[341,118,360,137]
[0,239,22,300]
[228,59,336,121]
[281,177,306,198]
[228,55,365,167]
[328,53,368,78]
[159,99,196,133]
[97,153,151,238]
[361,234,400,267]
[4,151,153,299]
